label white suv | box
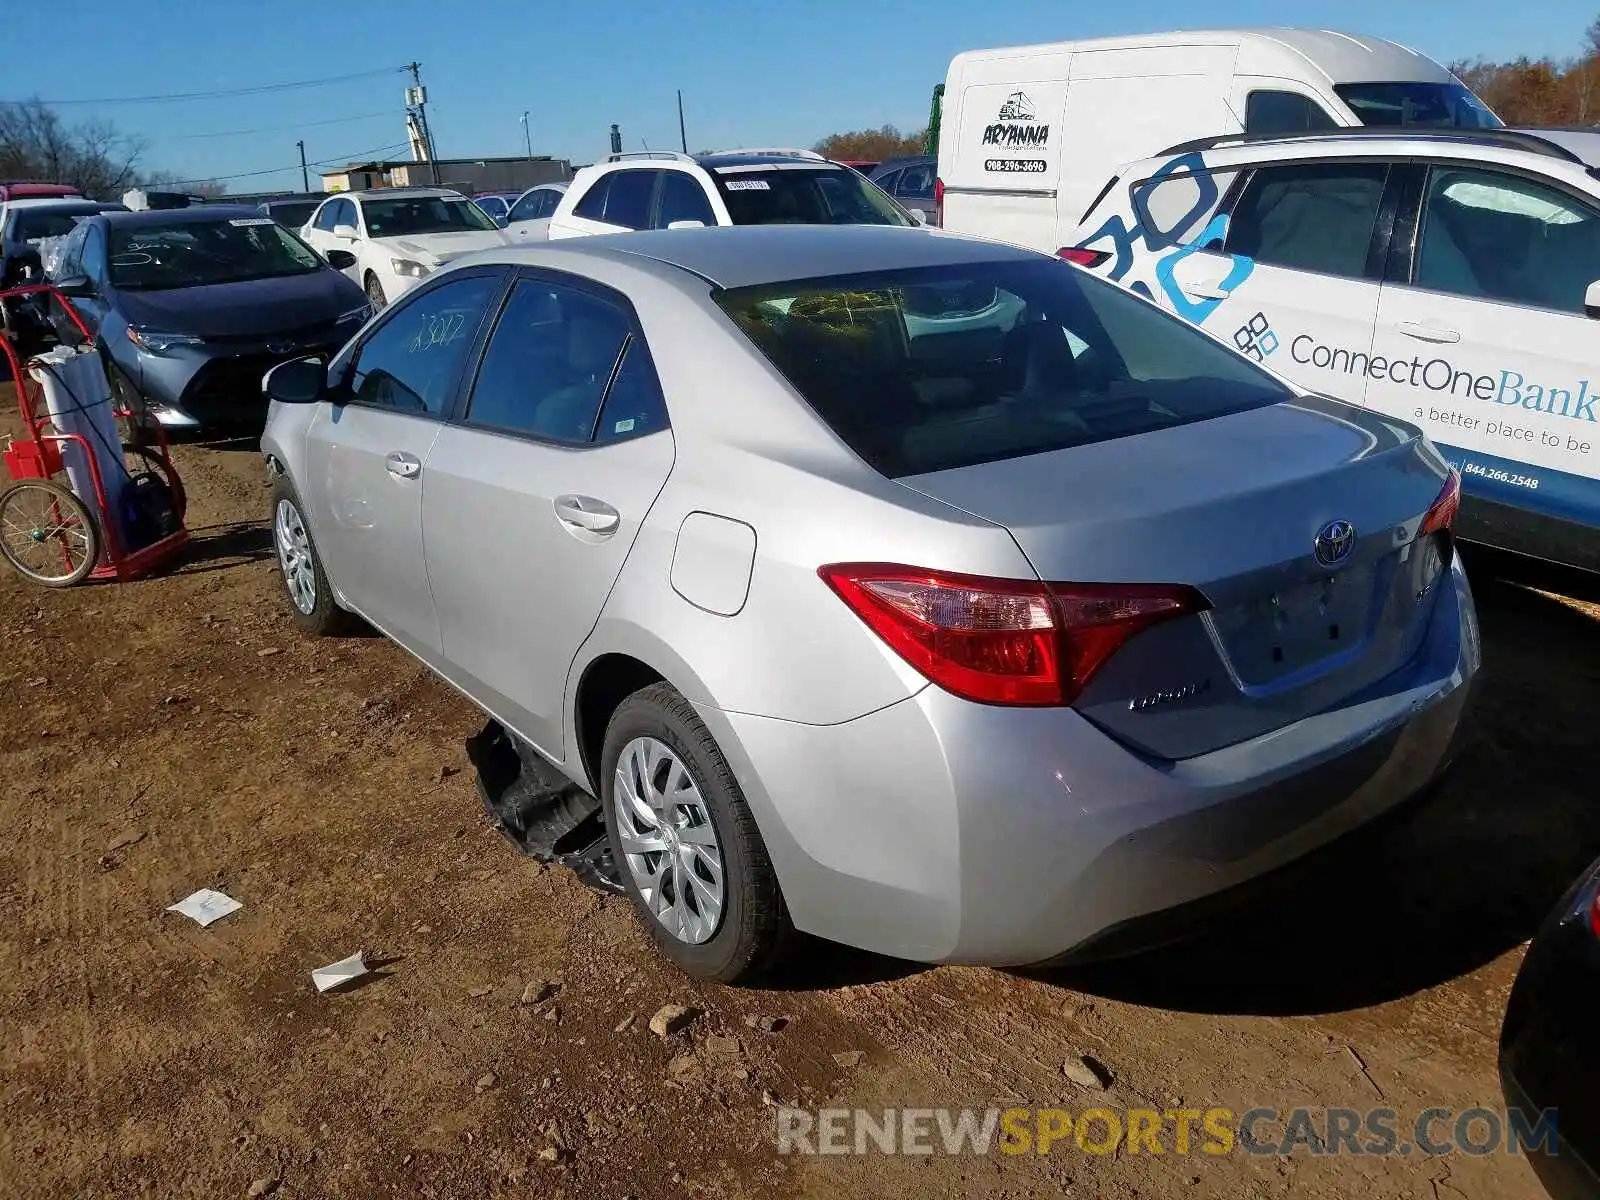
[1062,127,1600,572]
[300,187,510,310]
[546,149,920,239]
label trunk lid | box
[897,396,1454,759]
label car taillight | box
[1057,247,1109,268]
[817,563,1208,707]
[934,177,944,226]
[1420,469,1461,536]
[1589,888,1600,939]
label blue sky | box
[9,0,1596,194]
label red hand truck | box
[0,283,188,586]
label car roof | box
[100,205,275,226]
[344,187,463,200]
[484,225,1038,289]
[2,197,104,212]
[1126,126,1600,188]
[871,156,934,174]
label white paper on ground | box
[312,950,368,993]
[166,888,243,927]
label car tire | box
[104,362,156,448]
[601,682,790,983]
[364,273,387,312]
[269,474,351,636]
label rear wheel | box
[364,273,388,312]
[601,682,790,982]
[0,479,99,586]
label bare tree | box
[0,99,149,197]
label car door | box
[1369,162,1600,525]
[53,223,110,341]
[301,267,506,660]
[1149,159,1393,404]
[549,169,659,239]
[893,161,938,224]
[506,188,557,241]
[421,271,675,757]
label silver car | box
[261,225,1480,981]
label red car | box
[0,182,84,203]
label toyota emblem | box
[1314,520,1357,568]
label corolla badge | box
[1314,520,1357,568]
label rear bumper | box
[704,553,1479,965]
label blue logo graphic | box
[1232,311,1279,362]
[1076,151,1256,325]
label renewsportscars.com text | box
[775,1105,1560,1158]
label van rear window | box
[714,259,1291,478]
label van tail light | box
[934,177,945,226]
[1589,887,1600,939]
[1058,247,1110,268]
[1420,469,1461,536]
[818,564,1208,707]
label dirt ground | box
[2,394,1598,1200]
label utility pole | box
[404,61,442,185]
[677,90,687,153]
[522,111,532,160]
[297,140,309,192]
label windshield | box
[1334,81,1501,128]
[711,167,913,227]
[108,218,324,290]
[10,208,99,243]
[362,195,499,237]
[266,201,319,228]
[715,259,1291,477]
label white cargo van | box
[936,28,1499,255]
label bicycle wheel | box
[0,479,100,586]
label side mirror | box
[263,356,327,406]
[908,208,928,226]
[1586,279,1600,319]
[666,220,706,230]
[326,249,357,270]
[332,223,359,242]
[56,274,95,298]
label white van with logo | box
[1061,126,1600,571]
[935,28,1497,256]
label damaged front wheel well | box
[576,654,664,793]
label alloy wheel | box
[274,498,316,614]
[613,736,727,944]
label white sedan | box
[503,182,569,243]
[299,187,510,309]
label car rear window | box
[713,259,1292,477]
[710,166,911,227]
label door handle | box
[554,494,620,535]
[384,451,421,479]
[1396,321,1460,344]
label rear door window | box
[1245,91,1339,135]
[714,258,1290,477]
[1224,162,1390,278]
[601,170,657,229]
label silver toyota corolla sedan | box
[261,224,1480,982]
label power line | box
[8,67,408,107]
[166,141,412,187]
[171,110,396,140]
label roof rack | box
[707,147,826,161]
[604,150,696,164]
[1158,126,1586,165]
